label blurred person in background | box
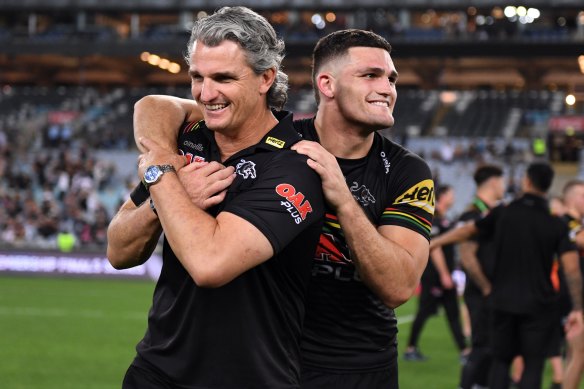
[558,180,584,389]
[457,164,505,389]
[431,161,583,389]
[404,184,469,363]
[133,28,434,388]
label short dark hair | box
[312,29,392,104]
[526,161,554,193]
[473,164,503,186]
[436,184,452,201]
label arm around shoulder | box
[134,95,202,153]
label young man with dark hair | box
[133,28,434,388]
[431,161,583,389]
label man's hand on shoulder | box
[291,140,353,211]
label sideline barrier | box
[0,249,162,281]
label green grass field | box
[0,275,563,388]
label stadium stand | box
[0,1,583,249]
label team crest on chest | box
[236,159,257,179]
[350,182,376,206]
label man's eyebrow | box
[188,70,238,79]
[360,67,399,79]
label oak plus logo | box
[236,159,257,179]
[276,183,313,224]
[394,179,435,215]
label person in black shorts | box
[431,161,583,389]
[134,29,435,388]
[457,164,505,389]
[404,185,469,362]
[106,7,325,388]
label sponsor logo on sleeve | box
[393,179,435,214]
[276,183,313,224]
[265,137,285,149]
[236,159,257,179]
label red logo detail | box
[275,183,313,220]
[184,152,206,164]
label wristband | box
[130,182,150,207]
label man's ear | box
[316,72,335,100]
[259,67,277,95]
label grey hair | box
[185,6,288,111]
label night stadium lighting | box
[140,52,150,62]
[566,94,576,106]
[325,12,336,23]
[147,54,161,66]
[527,8,540,19]
[158,58,170,70]
[504,6,516,18]
[578,55,584,74]
[516,6,527,17]
[168,63,181,74]
[311,14,322,25]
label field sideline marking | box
[0,306,144,320]
[397,314,414,326]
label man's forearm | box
[337,200,428,308]
[106,199,163,269]
[566,270,583,311]
[134,95,192,153]
[562,251,583,311]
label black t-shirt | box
[294,119,435,372]
[133,111,325,388]
[457,198,497,297]
[558,213,584,314]
[475,193,576,314]
[422,212,455,286]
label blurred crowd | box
[0,132,129,250]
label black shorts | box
[122,364,174,389]
[464,292,491,348]
[301,363,398,389]
[491,309,556,362]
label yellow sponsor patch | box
[266,136,285,148]
[393,179,435,215]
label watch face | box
[144,166,162,184]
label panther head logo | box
[236,159,257,179]
[350,182,376,207]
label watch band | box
[130,182,150,206]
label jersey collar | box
[255,110,300,151]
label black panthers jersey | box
[294,118,434,372]
[132,111,325,388]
